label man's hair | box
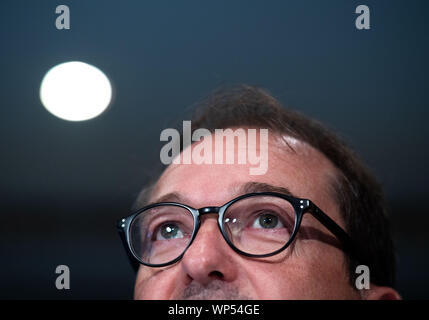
[136,85,396,288]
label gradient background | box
[1,0,428,299]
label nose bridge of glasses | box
[198,206,220,215]
[198,206,221,215]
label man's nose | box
[180,216,238,285]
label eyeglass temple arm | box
[307,202,364,264]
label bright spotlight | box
[40,61,112,121]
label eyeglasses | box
[117,192,361,268]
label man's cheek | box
[134,269,163,299]
[237,258,302,299]
[135,266,185,300]
[134,272,150,299]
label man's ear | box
[362,284,402,300]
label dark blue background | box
[0,0,428,299]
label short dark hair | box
[136,85,396,287]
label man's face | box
[134,130,360,299]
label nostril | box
[209,271,224,279]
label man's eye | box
[251,213,284,229]
[156,223,184,240]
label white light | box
[40,61,112,121]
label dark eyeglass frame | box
[117,192,362,269]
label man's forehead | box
[139,132,339,213]
[149,181,297,206]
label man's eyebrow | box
[239,182,297,198]
[150,192,189,205]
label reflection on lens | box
[223,195,295,255]
[130,205,194,265]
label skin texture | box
[134,129,401,300]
